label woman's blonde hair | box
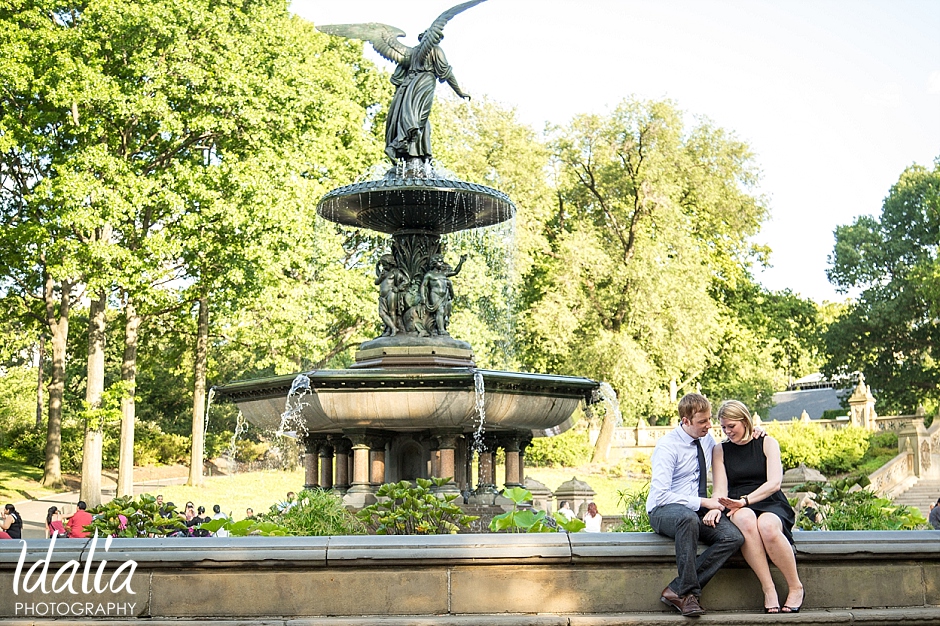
[717,400,753,441]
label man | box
[646,393,745,617]
[929,498,940,530]
[65,501,93,538]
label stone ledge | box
[7,608,940,625]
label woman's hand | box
[718,496,746,517]
[702,508,721,527]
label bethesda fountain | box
[216,0,600,507]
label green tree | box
[824,159,940,414]
[523,99,768,450]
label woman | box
[712,400,804,614]
[46,506,67,538]
[1,504,23,539]
[582,502,602,532]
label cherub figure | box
[420,253,466,336]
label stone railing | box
[1,532,938,624]
[869,449,916,498]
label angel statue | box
[317,1,483,165]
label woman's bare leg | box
[727,508,779,609]
[757,513,804,608]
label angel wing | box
[412,0,487,65]
[316,22,409,64]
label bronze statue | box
[421,254,466,336]
[317,1,483,164]
[375,254,408,336]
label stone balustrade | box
[1,532,938,624]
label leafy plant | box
[489,487,585,533]
[198,516,289,537]
[795,478,927,530]
[357,478,479,535]
[613,482,653,532]
[85,493,187,538]
[258,488,364,536]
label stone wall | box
[1,531,938,623]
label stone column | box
[433,432,461,494]
[318,440,334,490]
[370,437,387,486]
[454,436,469,493]
[429,438,441,479]
[848,374,878,429]
[343,431,376,508]
[477,437,496,491]
[501,434,522,490]
[518,436,532,486]
[332,437,352,493]
[303,436,321,490]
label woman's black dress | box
[722,437,795,544]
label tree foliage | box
[824,159,940,414]
[522,99,768,424]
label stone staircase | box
[892,475,940,517]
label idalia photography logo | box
[11,531,138,617]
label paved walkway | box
[10,467,190,539]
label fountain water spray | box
[278,373,313,438]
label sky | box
[291,0,940,303]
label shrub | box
[766,422,871,475]
[357,478,478,535]
[613,482,652,532]
[524,428,592,467]
[259,488,365,536]
[85,493,187,538]
[795,478,926,530]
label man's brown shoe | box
[660,586,705,617]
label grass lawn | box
[0,456,81,502]
[147,468,306,520]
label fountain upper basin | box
[316,176,516,235]
[216,368,599,437]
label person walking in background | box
[582,502,602,532]
[646,393,744,617]
[929,497,940,530]
[1,504,23,539]
[65,501,93,538]
[712,400,804,614]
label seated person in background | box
[582,502,602,532]
[1,504,23,539]
[211,504,230,537]
[557,500,575,522]
[190,506,212,537]
[246,508,255,519]
[713,399,804,614]
[65,501,93,538]
[929,498,940,530]
[47,506,68,538]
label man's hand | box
[753,424,766,438]
[702,508,721,527]
[699,497,724,511]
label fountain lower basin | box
[216,368,598,437]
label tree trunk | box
[35,333,45,429]
[188,295,209,486]
[41,277,71,488]
[80,290,107,507]
[590,414,617,464]
[117,295,141,497]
